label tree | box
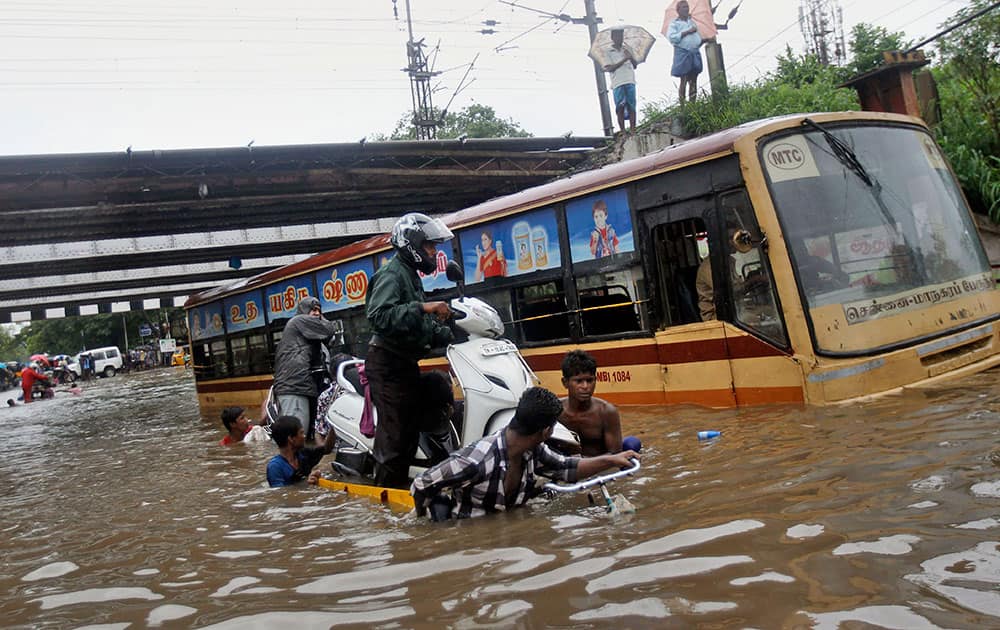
[0,325,25,359]
[931,0,1000,220]
[384,104,532,140]
[934,0,1000,154]
[11,308,187,358]
[641,51,859,138]
[847,23,911,76]
[774,46,848,87]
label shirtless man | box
[559,350,623,457]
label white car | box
[67,346,124,378]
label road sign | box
[139,325,152,336]
[159,338,177,353]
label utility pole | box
[582,0,614,136]
[402,0,441,139]
[799,0,846,66]
[498,1,613,136]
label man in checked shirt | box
[411,387,639,520]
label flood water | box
[3,368,1000,628]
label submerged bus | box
[185,111,1000,412]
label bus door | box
[641,194,739,406]
[714,190,803,405]
[641,190,796,406]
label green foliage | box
[7,308,187,360]
[774,46,849,87]
[0,326,25,359]
[847,23,910,76]
[641,48,859,137]
[930,0,1000,221]
[933,0,1000,155]
[384,104,532,140]
[938,137,1000,221]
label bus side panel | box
[518,341,668,405]
[514,323,803,408]
[657,322,803,407]
[195,375,273,417]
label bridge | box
[0,136,606,323]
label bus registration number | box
[481,341,517,356]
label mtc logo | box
[767,143,805,170]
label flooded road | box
[2,368,1000,628]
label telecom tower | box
[399,0,440,139]
[798,0,847,66]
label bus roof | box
[185,111,921,308]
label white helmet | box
[390,212,454,274]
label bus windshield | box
[762,123,994,354]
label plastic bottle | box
[513,221,533,271]
[697,430,721,440]
[531,226,549,267]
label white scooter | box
[323,261,580,481]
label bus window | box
[467,286,515,340]
[719,191,787,346]
[231,333,270,376]
[575,268,645,336]
[211,340,229,378]
[231,337,250,376]
[192,342,213,379]
[649,218,706,327]
[515,280,570,344]
[338,311,371,358]
[247,332,270,374]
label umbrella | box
[29,354,50,367]
[660,0,717,41]
[588,25,656,68]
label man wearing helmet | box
[366,212,456,489]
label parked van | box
[67,346,124,378]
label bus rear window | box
[575,268,645,337]
[515,281,570,344]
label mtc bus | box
[185,112,1000,412]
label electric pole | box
[583,0,614,136]
[497,1,613,136]
[401,0,441,139]
[799,0,846,66]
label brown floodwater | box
[2,367,1000,628]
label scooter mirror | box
[445,260,465,296]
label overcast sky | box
[0,0,966,156]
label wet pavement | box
[2,367,1000,628]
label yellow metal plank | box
[316,477,415,510]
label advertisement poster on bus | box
[223,291,265,333]
[264,276,315,321]
[459,207,561,284]
[189,302,225,341]
[565,187,635,263]
[315,258,374,312]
